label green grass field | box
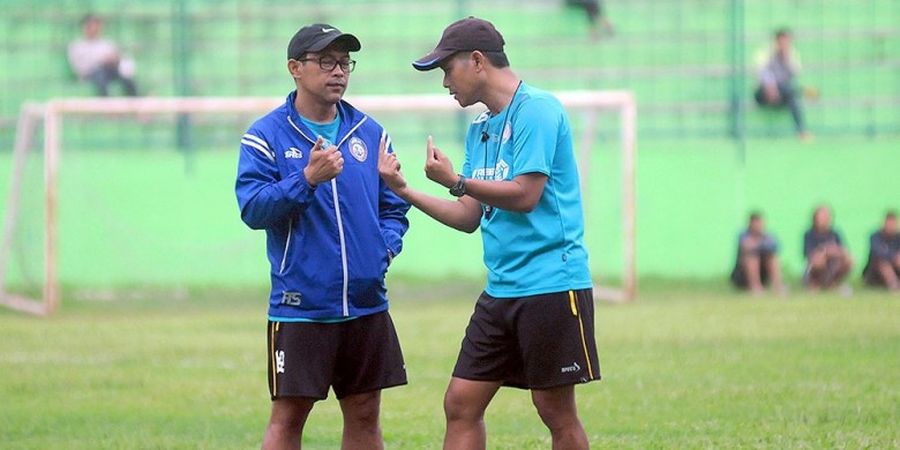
[1,282,897,449]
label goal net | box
[0,92,636,316]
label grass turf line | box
[0,284,897,449]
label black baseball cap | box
[287,23,361,60]
[413,17,505,71]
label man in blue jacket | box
[235,23,410,449]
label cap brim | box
[412,48,457,71]
[307,33,361,53]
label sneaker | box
[839,283,854,298]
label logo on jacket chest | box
[349,137,368,162]
[284,147,303,159]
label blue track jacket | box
[236,91,410,319]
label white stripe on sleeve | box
[242,133,270,150]
[241,138,275,162]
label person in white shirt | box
[753,28,812,141]
[67,14,137,96]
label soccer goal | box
[0,92,636,316]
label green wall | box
[1,136,896,291]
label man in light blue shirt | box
[378,17,599,450]
[460,82,592,297]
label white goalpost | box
[0,92,636,316]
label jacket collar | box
[284,91,368,146]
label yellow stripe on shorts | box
[569,290,595,380]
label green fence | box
[1,0,898,150]
[0,0,897,287]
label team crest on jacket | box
[349,137,367,162]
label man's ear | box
[471,50,486,72]
[288,59,302,79]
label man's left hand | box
[378,132,407,193]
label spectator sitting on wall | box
[754,28,815,141]
[730,212,786,296]
[862,211,900,292]
[67,14,137,96]
[803,205,853,293]
[565,0,614,39]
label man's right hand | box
[303,136,344,187]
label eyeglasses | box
[297,56,356,73]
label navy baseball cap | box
[288,24,361,60]
[413,17,505,71]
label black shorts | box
[730,251,774,289]
[453,289,601,390]
[266,311,407,401]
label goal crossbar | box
[0,92,636,316]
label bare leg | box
[806,251,828,291]
[875,260,900,291]
[762,254,786,296]
[532,385,590,450]
[826,251,853,289]
[262,397,316,450]
[443,378,502,450]
[339,391,383,450]
[740,254,764,294]
[893,259,900,292]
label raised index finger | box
[426,135,435,160]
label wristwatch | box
[449,174,467,197]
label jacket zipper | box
[287,113,369,316]
[279,219,292,274]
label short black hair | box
[887,210,897,220]
[749,211,762,222]
[81,13,100,26]
[483,51,509,69]
[775,27,792,39]
[451,50,510,69]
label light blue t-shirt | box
[461,82,592,298]
[270,113,358,323]
[300,114,341,148]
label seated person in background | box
[730,212,785,295]
[67,14,137,96]
[803,205,853,291]
[565,0,614,38]
[862,211,900,291]
[754,28,813,141]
